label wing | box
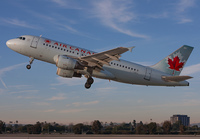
[77,46,135,68]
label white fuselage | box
[6,35,189,86]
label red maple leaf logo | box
[45,39,51,44]
[168,56,184,71]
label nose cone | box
[6,39,16,50]
[6,40,12,48]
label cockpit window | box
[18,37,26,40]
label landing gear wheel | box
[87,77,94,85]
[26,57,34,70]
[26,64,31,69]
[84,77,94,89]
[85,83,91,89]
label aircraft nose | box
[6,40,12,48]
[6,39,15,49]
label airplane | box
[6,35,194,89]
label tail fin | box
[151,45,194,76]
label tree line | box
[0,120,199,135]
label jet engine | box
[54,55,82,70]
[56,68,81,78]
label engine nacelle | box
[56,68,81,78]
[54,55,81,70]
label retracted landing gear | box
[26,57,34,70]
[85,77,94,89]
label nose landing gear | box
[85,77,94,89]
[26,57,34,70]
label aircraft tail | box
[151,45,194,76]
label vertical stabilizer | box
[151,45,193,76]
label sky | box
[0,0,200,125]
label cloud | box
[91,0,149,39]
[0,18,39,29]
[44,109,55,112]
[17,96,39,99]
[59,109,86,113]
[83,100,99,105]
[176,0,195,13]
[175,0,196,24]
[92,87,117,93]
[0,88,6,94]
[182,99,200,107]
[71,100,99,107]
[52,77,86,86]
[51,0,82,9]
[177,18,193,24]
[32,102,50,106]
[56,23,84,36]
[0,78,7,89]
[144,0,195,24]
[51,0,67,7]
[47,93,67,101]
[147,12,169,19]
[181,63,200,75]
[10,90,39,94]
[140,98,200,109]
[28,10,91,37]
[0,63,26,77]
[8,85,32,89]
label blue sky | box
[0,0,200,125]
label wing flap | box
[78,46,135,68]
[162,75,193,82]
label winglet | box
[128,46,135,52]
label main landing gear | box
[85,77,94,89]
[26,57,34,70]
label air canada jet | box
[6,35,194,89]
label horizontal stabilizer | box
[162,75,193,82]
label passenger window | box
[58,47,60,50]
[52,46,54,48]
[46,44,48,46]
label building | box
[170,114,190,126]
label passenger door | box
[144,67,152,81]
[30,37,40,48]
